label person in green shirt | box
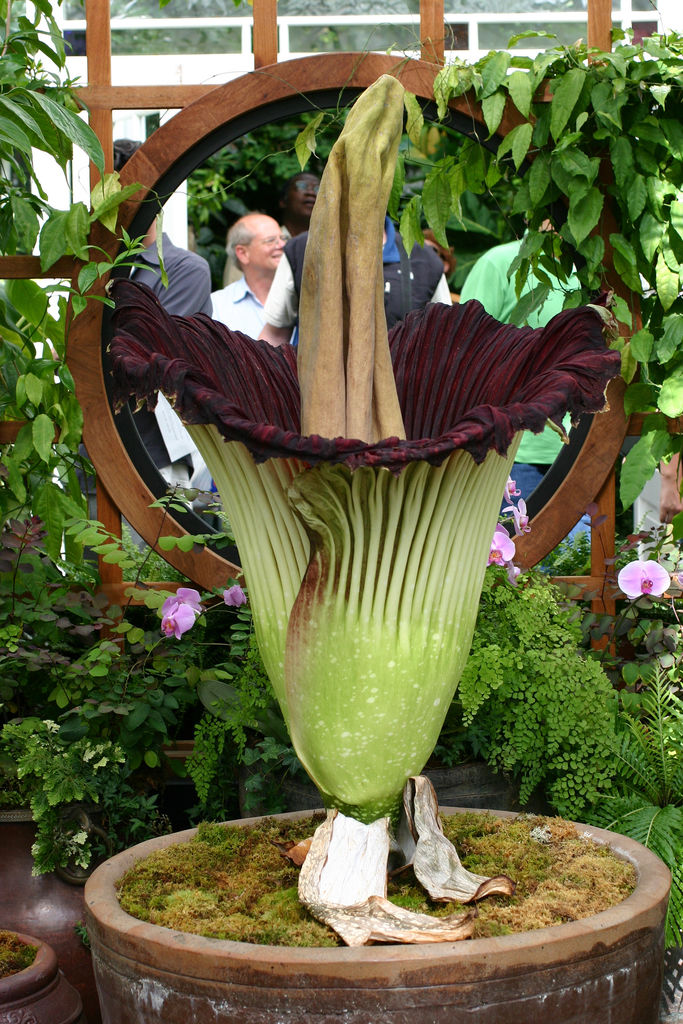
[459,234,579,501]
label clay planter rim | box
[84,806,671,980]
[0,929,58,1001]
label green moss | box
[117,812,636,946]
[0,931,38,978]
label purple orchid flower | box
[617,559,671,599]
[503,497,531,537]
[160,587,202,638]
[224,584,247,607]
[488,525,517,566]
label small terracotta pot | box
[85,808,670,1024]
[0,930,84,1024]
[0,810,100,1023]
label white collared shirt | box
[211,276,267,339]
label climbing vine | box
[403,31,683,527]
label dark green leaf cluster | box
[456,568,616,816]
[0,716,167,875]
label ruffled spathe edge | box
[109,278,621,472]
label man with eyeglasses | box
[278,173,320,238]
[210,213,287,339]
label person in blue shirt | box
[210,213,287,338]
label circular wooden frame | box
[68,52,628,589]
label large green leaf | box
[567,187,603,246]
[36,93,104,173]
[497,122,533,171]
[656,251,679,311]
[507,70,532,118]
[422,167,451,247]
[482,91,505,136]
[619,429,671,508]
[38,209,70,271]
[549,68,585,141]
[659,372,683,417]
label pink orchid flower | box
[488,525,516,567]
[503,478,521,503]
[160,587,203,638]
[224,584,247,607]
[617,559,671,599]
[503,497,531,537]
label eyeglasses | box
[293,180,320,193]
[252,235,287,247]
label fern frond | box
[608,731,668,807]
[589,797,683,868]
[666,859,683,949]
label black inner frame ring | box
[102,86,591,562]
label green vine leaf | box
[507,70,533,117]
[626,175,647,222]
[656,251,679,310]
[294,112,324,171]
[528,152,551,206]
[549,68,585,141]
[670,195,683,241]
[629,329,654,364]
[399,195,423,254]
[620,430,672,509]
[659,372,683,417]
[567,186,603,246]
[422,167,451,246]
[482,91,506,137]
[403,92,424,147]
[31,413,54,463]
[639,213,665,263]
[656,315,683,363]
[497,122,533,171]
[623,382,657,416]
[479,50,511,98]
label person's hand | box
[659,455,683,524]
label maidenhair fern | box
[586,669,683,948]
[457,569,616,817]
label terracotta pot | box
[0,811,101,1024]
[0,929,84,1024]
[84,808,670,1024]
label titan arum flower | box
[109,75,621,944]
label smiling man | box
[210,213,287,338]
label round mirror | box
[69,53,627,588]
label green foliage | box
[187,627,293,818]
[455,568,616,816]
[538,528,591,577]
[584,670,683,947]
[0,717,166,875]
[422,31,683,510]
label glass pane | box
[65,0,250,19]
[445,23,468,49]
[480,20,587,48]
[445,0,586,11]
[290,22,421,52]
[110,26,241,54]
[279,0,419,11]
